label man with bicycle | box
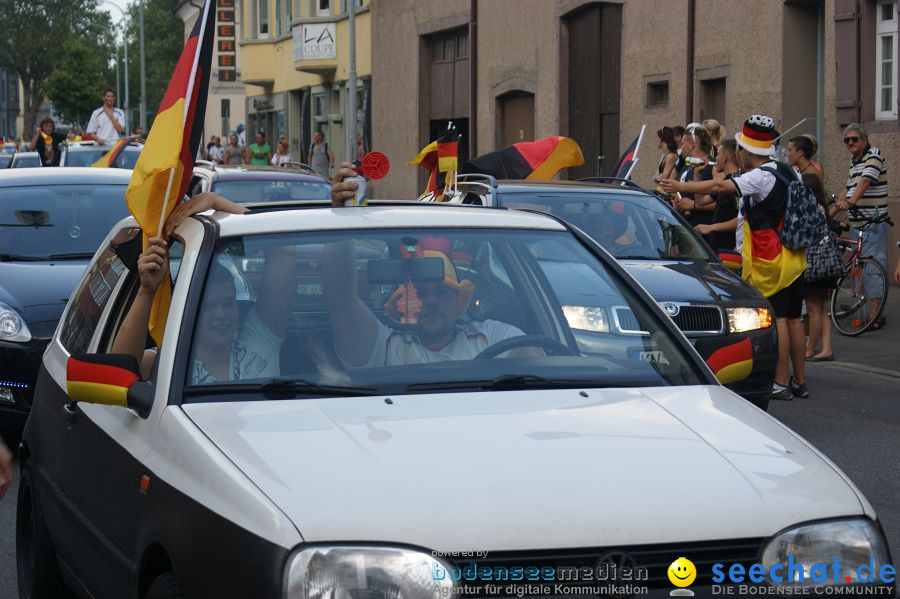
[835,123,889,330]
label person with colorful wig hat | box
[326,163,536,368]
[661,114,808,401]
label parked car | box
[17,202,894,598]
[433,176,777,409]
[60,140,143,168]
[0,167,133,439]
[187,161,331,204]
[10,151,42,168]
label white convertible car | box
[16,203,893,599]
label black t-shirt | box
[35,132,66,166]
[680,164,714,228]
[709,175,739,251]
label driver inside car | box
[327,163,541,368]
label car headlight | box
[727,307,772,333]
[0,302,31,342]
[284,546,456,599]
[760,518,892,587]
[562,305,609,333]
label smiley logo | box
[668,557,696,588]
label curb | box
[812,360,900,381]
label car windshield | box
[0,184,130,259]
[64,146,141,168]
[212,179,331,203]
[500,192,715,261]
[182,227,705,400]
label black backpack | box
[759,166,824,251]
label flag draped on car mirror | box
[124,0,215,344]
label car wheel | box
[147,572,184,599]
[16,461,74,599]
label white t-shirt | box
[190,308,283,384]
[208,145,224,163]
[272,152,292,166]
[731,162,800,252]
[86,106,125,144]
[343,319,526,368]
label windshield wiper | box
[407,374,612,393]
[184,378,378,397]
[0,253,46,262]
[47,252,96,260]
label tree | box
[0,0,114,133]
[45,39,111,126]
[123,0,182,130]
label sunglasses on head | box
[843,136,860,144]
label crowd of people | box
[659,115,890,401]
[201,130,302,169]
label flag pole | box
[157,167,178,236]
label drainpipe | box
[686,0,695,124]
[470,0,477,156]
[816,2,825,162]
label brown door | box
[699,78,726,124]
[566,3,622,178]
[499,93,535,146]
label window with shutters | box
[835,0,899,124]
[876,0,898,118]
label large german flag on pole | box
[460,137,584,180]
[126,0,215,344]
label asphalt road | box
[0,297,898,597]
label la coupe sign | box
[294,23,336,60]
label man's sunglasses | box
[843,136,861,144]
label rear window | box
[212,179,331,203]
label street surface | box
[0,292,898,598]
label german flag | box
[437,128,459,173]
[66,354,140,407]
[718,251,742,272]
[705,337,753,384]
[610,126,646,180]
[91,136,136,168]
[741,220,807,298]
[126,0,215,344]
[460,136,584,180]
[408,140,441,196]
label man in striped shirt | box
[836,123,889,328]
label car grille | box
[671,306,723,333]
[445,538,764,594]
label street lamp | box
[139,0,146,131]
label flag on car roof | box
[408,125,461,198]
[460,136,584,180]
[125,0,215,344]
[610,125,645,181]
[91,136,136,168]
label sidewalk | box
[820,282,900,375]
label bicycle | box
[829,207,894,336]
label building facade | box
[239,0,371,166]
[371,0,899,266]
[176,0,248,144]
[0,70,19,140]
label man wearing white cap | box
[661,114,808,401]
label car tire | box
[147,572,184,599]
[16,461,74,599]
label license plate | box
[634,350,670,365]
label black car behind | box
[0,167,133,438]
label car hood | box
[183,386,865,550]
[621,260,761,305]
[0,261,88,337]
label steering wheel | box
[474,335,577,360]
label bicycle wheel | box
[829,257,888,336]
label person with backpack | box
[307,130,334,180]
[662,114,809,401]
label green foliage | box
[0,0,114,131]
[45,39,110,125]
[124,0,183,129]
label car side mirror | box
[66,353,154,419]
